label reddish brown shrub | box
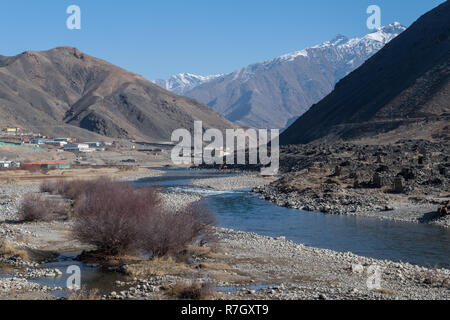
[139,204,216,258]
[40,177,115,201]
[71,177,215,258]
[19,194,66,222]
[73,181,162,255]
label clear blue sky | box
[0,0,445,79]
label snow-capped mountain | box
[153,73,223,95]
[156,23,406,129]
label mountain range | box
[281,1,450,145]
[155,23,406,129]
[0,47,235,141]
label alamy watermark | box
[367,5,381,30]
[171,121,279,176]
[66,265,81,290]
[352,263,383,290]
[66,5,81,30]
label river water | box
[138,168,450,269]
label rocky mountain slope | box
[158,23,405,129]
[0,47,235,141]
[281,2,450,145]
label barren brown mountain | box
[281,1,450,145]
[0,47,236,141]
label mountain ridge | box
[0,47,236,141]
[281,2,450,145]
[155,23,406,129]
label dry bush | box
[139,204,216,258]
[67,286,101,300]
[40,178,114,201]
[0,240,29,260]
[168,281,215,300]
[73,180,162,255]
[71,177,215,258]
[18,194,65,222]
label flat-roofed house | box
[63,143,92,153]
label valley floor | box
[0,168,449,300]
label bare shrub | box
[139,204,215,258]
[67,286,101,300]
[73,181,162,256]
[71,177,215,258]
[168,281,214,300]
[18,194,64,222]
[0,240,29,260]
[39,177,116,201]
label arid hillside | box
[0,47,236,141]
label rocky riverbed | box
[1,169,449,300]
[100,227,450,300]
[253,140,450,227]
[192,174,274,190]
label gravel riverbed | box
[192,174,274,190]
[1,172,449,300]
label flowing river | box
[137,168,450,269]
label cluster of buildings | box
[28,138,108,153]
[0,127,114,171]
[1,127,111,154]
[0,161,71,169]
[0,160,21,168]
[1,128,21,135]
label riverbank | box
[256,184,450,227]
[1,169,449,300]
[101,227,450,300]
[191,172,449,227]
[244,140,450,228]
[192,174,275,190]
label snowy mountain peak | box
[156,23,406,99]
[330,34,350,46]
[365,22,406,43]
[153,73,223,95]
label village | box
[0,127,113,169]
[0,127,173,171]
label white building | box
[0,161,20,168]
[46,141,68,147]
[63,143,93,153]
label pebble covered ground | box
[1,172,449,300]
[192,174,274,190]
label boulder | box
[393,177,404,193]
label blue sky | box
[0,0,445,79]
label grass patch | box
[124,257,193,278]
[0,240,29,260]
[166,281,215,300]
[67,286,101,300]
